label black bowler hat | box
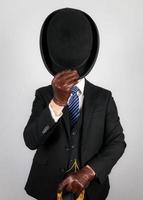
[39,7,100,78]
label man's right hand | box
[51,69,80,106]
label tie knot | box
[71,85,79,94]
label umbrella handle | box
[57,190,85,200]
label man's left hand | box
[58,165,96,198]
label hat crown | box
[47,8,93,68]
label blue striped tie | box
[67,85,80,127]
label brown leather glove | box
[52,69,80,106]
[58,165,96,198]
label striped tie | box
[67,85,80,127]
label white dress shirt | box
[49,77,85,122]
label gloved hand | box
[52,69,80,106]
[57,165,96,198]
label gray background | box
[0,0,143,199]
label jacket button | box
[71,145,75,149]
[72,131,76,135]
[65,146,70,151]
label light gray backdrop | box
[0,0,143,199]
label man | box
[50,70,96,199]
[23,8,127,200]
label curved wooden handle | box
[57,190,85,200]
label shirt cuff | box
[49,103,63,122]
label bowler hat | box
[39,7,100,78]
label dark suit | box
[23,78,126,200]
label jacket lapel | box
[80,78,98,153]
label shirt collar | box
[75,77,85,95]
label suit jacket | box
[23,78,127,200]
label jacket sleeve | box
[87,91,127,184]
[23,89,61,150]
